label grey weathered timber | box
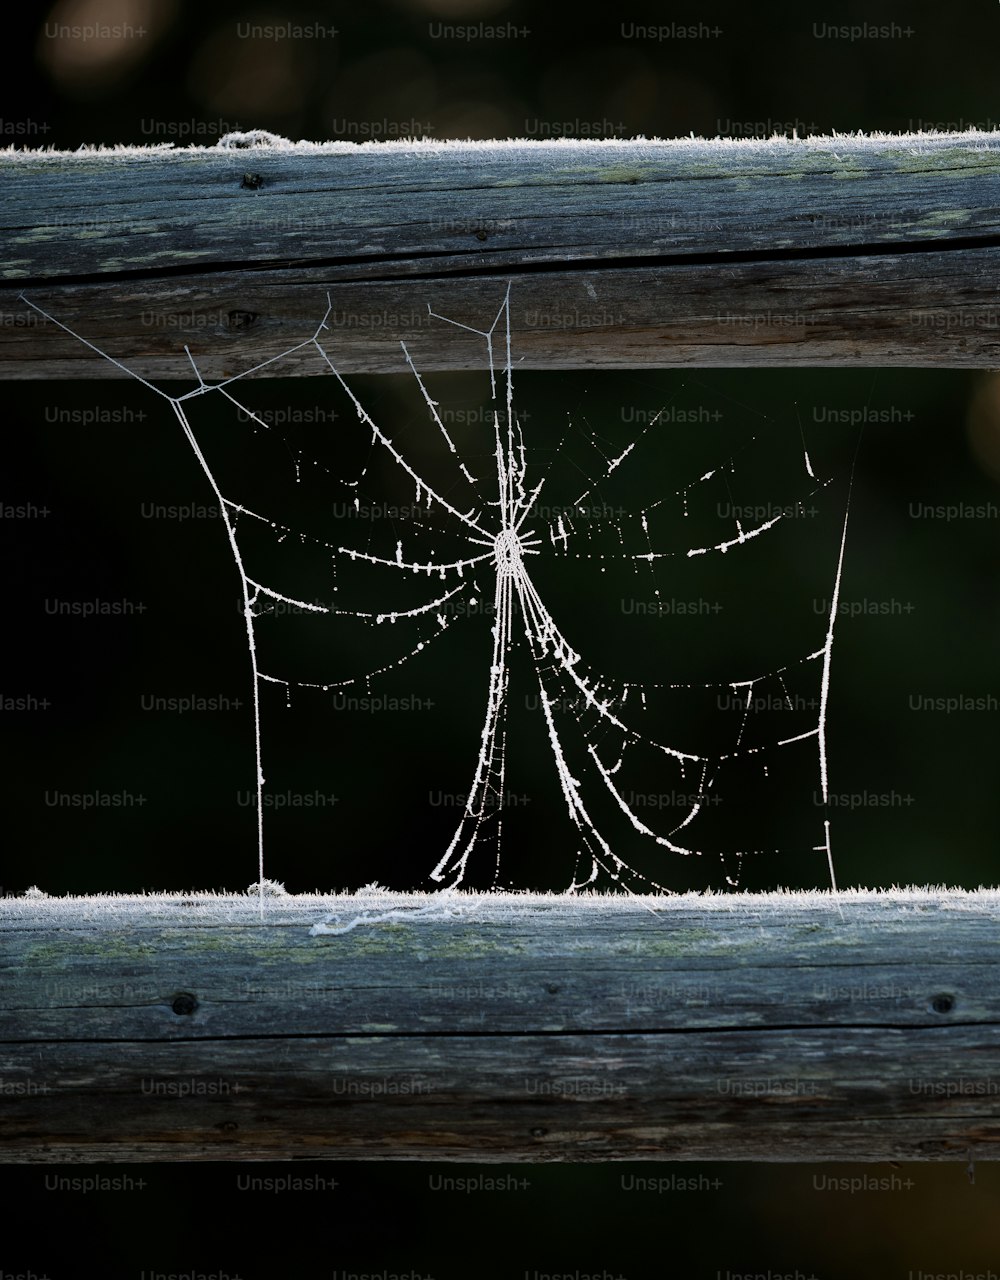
[3,130,1000,379]
[2,887,999,1163]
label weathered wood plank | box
[2,888,999,1162]
[4,131,1000,377]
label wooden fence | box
[3,131,1000,378]
[2,132,999,1164]
[2,889,999,1162]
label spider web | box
[21,287,855,904]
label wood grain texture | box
[2,888,999,1162]
[4,132,1000,378]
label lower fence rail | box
[1,887,998,1162]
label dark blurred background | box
[3,1,1000,1276]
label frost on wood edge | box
[5,127,1000,160]
[2,885,999,930]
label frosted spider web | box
[21,287,855,908]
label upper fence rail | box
[3,130,1000,379]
